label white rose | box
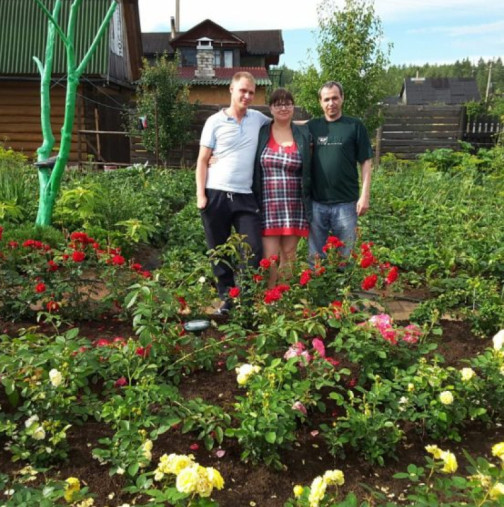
[49,368,63,387]
[25,415,39,428]
[439,391,454,405]
[32,426,46,440]
[493,330,504,351]
[460,367,476,381]
[198,276,206,284]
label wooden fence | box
[377,105,502,160]
[378,105,464,159]
[463,114,502,149]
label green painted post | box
[34,0,118,226]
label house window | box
[213,50,234,68]
[180,48,196,67]
[224,51,233,68]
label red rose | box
[269,255,279,263]
[136,344,152,358]
[386,266,399,285]
[360,251,376,268]
[8,241,18,249]
[0,225,3,240]
[299,269,312,286]
[229,286,240,298]
[95,338,111,347]
[253,274,263,282]
[35,282,46,293]
[276,284,290,293]
[46,300,60,312]
[264,287,282,304]
[72,250,86,262]
[47,260,58,272]
[114,376,128,388]
[361,273,378,291]
[131,263,143,272]
[112,254,125,265]
[259,258,271,269]
[189,443,199,451]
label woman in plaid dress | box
[253,89,312,286]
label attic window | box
[196,37,213,50]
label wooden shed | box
[0,0,143,166]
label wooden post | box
[94,107,101,162]
[154,95,159,167]
[374,126,382,168]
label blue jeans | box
[308,201,358,260]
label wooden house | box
[0,0,143,165]
[399,77,481,105]
[142,19,283,104]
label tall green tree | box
[293,0,391,131]
[130,53,195,166]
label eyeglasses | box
[272,103,294,110]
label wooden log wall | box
[0,81,86,162]
[130,105,311,168]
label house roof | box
[142,22,283,58]
[178,67,271,86]
[0,0,142,81]
[170,19,245,49]
[401,77,481,105]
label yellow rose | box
[195,465,213,497]
[64,477,81,502]
[323,469,345,487]
[440,451,458,473]
[460,368,476,381]
[425,444,443,459]
[158,453,195,475]
[407,383,415,392]
[439,391,454,405]
[308,476,327,507]
[490,482,504,500]
[176,465,199,494]
[293,485,304,497]
[492,442,504,460]
[207,467,224,490]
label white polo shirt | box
[200,108,270,194]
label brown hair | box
[269,88,295,106]
[318,81,344,99]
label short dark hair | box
[268,88,295,106]
[318,81,344,99]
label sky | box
[138,0,504,70]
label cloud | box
[138,0,319,31]
[407,20,504,37]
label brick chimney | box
[195,37,215,79]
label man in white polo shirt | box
[196,72,271,315]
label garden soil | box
[1,316,503,506]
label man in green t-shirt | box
[307,81,373,259]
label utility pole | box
[485,62,493,103]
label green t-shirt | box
[308,116,373,204]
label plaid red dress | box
[260,136,308,237]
